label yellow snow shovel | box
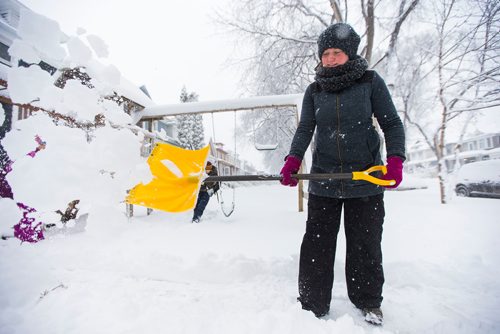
[126,143,210,213]
[127,143,395,213]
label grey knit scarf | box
[314,56,369,92]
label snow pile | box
[0,9,151,237]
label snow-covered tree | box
[176,87,205,150]
[389,0,500,203]
[216,0,420,95]
[0,9,151,241]
[218,0,498,203]
[216,0,420,171]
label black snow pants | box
[298,193,385,317]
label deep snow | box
[1,182,500,334]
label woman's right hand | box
[280,155,302,187]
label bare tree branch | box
[372,0,420,68]
[330,0,344,23]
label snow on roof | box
[115,76,155,108]
[85,58,155,108]
[2,6,155,110]
[139,94,303,120]
[464,132,500,141]
[445,149,489,159]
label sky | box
[20,0,241,105]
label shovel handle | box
[204,165,395,186]
[352,165,395,186]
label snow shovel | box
[126,143,395,213]
[126,143,210,213]
[203,165,394,186]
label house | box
[208,140,258,176]
[0,0,29,119]
[1,0,61,121]
[0,0,25,67]
[406,132,500,175]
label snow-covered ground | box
[1,181,499,334]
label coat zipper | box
[335,94,344,196]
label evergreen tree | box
[176,87,205,150]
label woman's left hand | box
[382,156,403,188]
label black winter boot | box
[361,307,383,325]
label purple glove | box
[280,155,302,187]
[382,156,403,188]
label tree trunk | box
[330,0,344,23]
[437,114,448,204]
[362,0,375,64]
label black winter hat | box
[317,23,361,59]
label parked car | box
[454,159,500,198]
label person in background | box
[279,23,405,325]
[192,160,219,223]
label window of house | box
[0,41,11,65]
[479,139,486,149]
[140,120,152,131]
[17,105,32,120]
[165,124,173,138]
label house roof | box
[115,76,155,108]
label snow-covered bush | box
[0,8,151,241]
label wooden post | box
[126,190,133,218]
[298,179,304,212]
[126,202,133,218]
[294,105,304,212]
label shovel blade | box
[126,143,210,213]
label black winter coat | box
[200,165,219,193]
[289,70,405,198]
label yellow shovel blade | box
[126,143,210,213]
